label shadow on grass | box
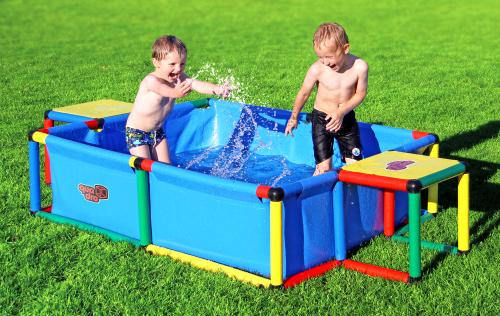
[421,120,499,275]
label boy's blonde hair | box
[313,23,349,50]
[152,35,187,60]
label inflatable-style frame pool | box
[28,98,438,287]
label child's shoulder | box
[351,55,368,72]
[143,73,163,84]
[141,73,172,90]
[308,60,324,75]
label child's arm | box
[285,65,318,136]
[190,77,231,98]
[325,60,368,132]
[145,75,191,98]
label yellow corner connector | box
[129,156,138,168]
[32,131,48,144]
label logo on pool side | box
[78,184,109,203]
[386,160,416,171]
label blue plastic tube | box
[29,141,41,212]
[333,181,346,260]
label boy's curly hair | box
[152,35,187,60]
[313,23,349,50]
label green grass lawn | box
[1,0,499,314]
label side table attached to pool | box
[337,151,470,282]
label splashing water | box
[190,63,264,104]
[179,63,313,185]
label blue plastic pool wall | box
[46,130,141,241]
[45,99,432,279]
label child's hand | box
[325,109,345,132]
[216,83,232,99]
[285,113,298,136]
[173,78,192,98]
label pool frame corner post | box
[28,137,41,213]
[407,180,423,282]
[130,157,153,247]
[457,172,470,252]
[383,190,395,237]
[333,181,346,260]
[43,112,54,184]
[427,143,440,213]
[268,187,284,287]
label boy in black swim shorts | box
[285,22,368,175]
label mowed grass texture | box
[1,0,499,315]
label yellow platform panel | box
[52,99,133,118]
[342,151,461,180]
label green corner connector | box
[36,211,141,246]
[136,169,152,246]
[191,98,210,108]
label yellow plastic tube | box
[270,200,283,286]
[146,245,271,287]
[457,173,470,251]
[427,143,440,213]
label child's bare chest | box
[318,69,358,92]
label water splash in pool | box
[179,63,314,185]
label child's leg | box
[314,158,332,176]
[335,113,362,165]
[129,145,152,159]
[311,109,335,176]
[151,139,171,164]
[344,157,358,165]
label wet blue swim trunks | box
[125,127,166,150]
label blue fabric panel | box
[165,104,220,154]
[48,121,104,149]
[282,172,338,278]
[359,123,415,156]
[148,162,271,277]
[343,184,408,249]
[46,136,140,239]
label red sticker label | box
[78,184,109,203]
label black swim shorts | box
[311,109,362,164]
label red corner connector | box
[412,130,429,139]
[84,119,104,130]
[140,159,155,172]
[256,185,271,199]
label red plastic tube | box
[284,260,342,288]
[343,259,409,283]
[43,120,53,184]
[339,170,409,192]
[384,190,395,236]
